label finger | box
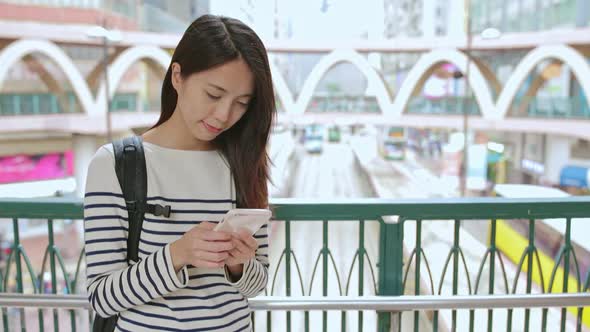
[245,237,259,251]
[231,237,250,256]
[227,249,247,262]
[235,231,258,250]
[193,250,229,263]
[200,229,232,242]
[198,238,233,252]
[191,259,225,268]
[236,228,251,238]
[202,239,234,252]
[231,239,256,261]
[227,249,241,260]
[196,221,216,230]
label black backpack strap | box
[113,136,147,264]
[112,136,172,264]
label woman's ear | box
[170,62,183,92]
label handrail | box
[3,196,590,220]
[1,293,588,311]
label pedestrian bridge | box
[1,21,590,140]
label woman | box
[84,14,274,331]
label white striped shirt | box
[84,142,269,331]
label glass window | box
[38,94,53,114]
[20,94,35,115]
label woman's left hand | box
[225,229,258,267]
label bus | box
[303,124,324,154]
[379,126,406,160]
[327,125,341,143]
[493,184,590,327]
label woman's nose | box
[214,101,232,123]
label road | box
[258,142,381,331]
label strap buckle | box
[123,145,137,153]
[153,204,171,218]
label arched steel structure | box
[0,39,589,121]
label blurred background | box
[0,0,589,331]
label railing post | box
[48,220,59,331]
[285,220,291,332]
[12,218,26,330]
[378,219,404,332]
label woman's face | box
[171,57,254,144]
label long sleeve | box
[224,221,269,297]
[83,147,189,318]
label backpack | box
[92,136,170,332]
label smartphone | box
[213,209,272,235]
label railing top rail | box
[2,196,590,220]
[0,196,83,219]
[1,293,588,311]
[272,197,590,220]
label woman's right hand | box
[170,222,234,272]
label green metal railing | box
[406,96,590,119]
[406,97,482,116]
[3,93,589,119]
[0,93,143,115]
[522,96,590,119]
[471,0,581,33]
[306,97,381,114]
[0,198,85,331]
[1,197,590,331]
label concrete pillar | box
[447,0,466,39]
[366,0,385,96]
[498,132,525,183]
[513,133,525,172]
[421,0,436,38]
[72,134,99,198]
[544,135,572,184]
[576,0,590,28]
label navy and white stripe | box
[84,143,269,331]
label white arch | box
[279,50,392,116]
[2,40,589,123]
[0,39,95,115]
[392,49,495,118]
[95,46,172,114]
[496,45,590,119]
[274,48,496,118]
[268,56,294,113]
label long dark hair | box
[155,15,276,209]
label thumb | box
[197,221,216,230]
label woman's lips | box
[202,121,222,134]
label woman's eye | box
[206,92,221,100]
[238,101,249,107]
